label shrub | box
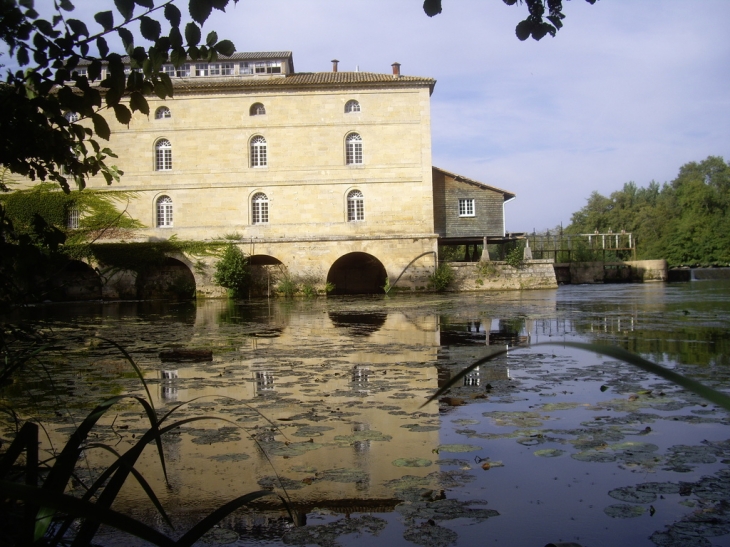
[428,263,454,292]
[505,243,525,269]
[213,244,251,298]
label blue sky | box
[43,1,730,231]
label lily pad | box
[334,430,392,444]
[571,451,617,463]
[534,449,565,458]
[401,423,441,433]
[608,486,657,504]
[482,411,544,428]
[403,522,458,547]
[209,453,250,462]
[437,444,481,453]
[393,458,433,468]
[318,467,369,483]
[604,504,647,518]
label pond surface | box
[3,281,730,547]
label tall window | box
[458,198,475,217]
[156,195,173,227]
[347,190,364,221]
[250,103,266,116]
[155,139,172,171]
[250,136,267,167]
[346,133,362,165]
[155,106,171,119]
[345,100,360,113]
[252,193,269,224]
[195,63,208,76]
[66,206,79,229]
[240,62,253,75]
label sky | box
[33,1,730,231]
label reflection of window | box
[156,195,173,227]
[250,103,266,116]
[155,139,172,171]
[66,206,79,229]
[347,190,364,222]
[345,100,360,113]
[458,198,475,217]
[255,371,275,392]
[464,366,480,386]
[353,422,371,453]
[346,133,362,165]
[155,106,171,119]
[250,135,267,167]
[252,192,269,224]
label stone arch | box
[249,255,283,297]
[49,260,102,301]
[327,252,387,295]
[136,257,196,300]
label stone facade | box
[446,260,558,291]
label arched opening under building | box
[248,254,283,297]
[49,260,102,301]
[136,257,196,300]
[327,252,387,295]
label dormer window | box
[345,100,360,113]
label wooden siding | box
[432,168,505,238]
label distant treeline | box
[565,156,730,266]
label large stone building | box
[78,52,516,297]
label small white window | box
[156,195,173,227]
[347,190,364,222]
[155,139,172,171]
[66,206,79,229]
[74,68,87,78]
[239,62,253,75]
[195,63,208,76]
[64,112,79,123]
[345,100,360,113]
[166,64,190,77]
[252,192,269,224]
[250,103,266,116]
[210,62,234,76]
[458,198,475,217]
[162,65,175,76]
[346,133,362,165]
[250,136,267,168]
[155,106,171,119]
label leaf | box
[58,0,74,11]
[214,39,234,56]
[19,0,34,8]
[17,46,29,66]
[170,47,187,68]
[164,3,181,27]
[169,26,183,48]
[185,22,201,46]
[129,92,149,116]
[160,72,174,97]
[91,113,111,140]
[189,0,213,25]
[423,0,442,17]
[66,18,88,36]
[94,10,114,31]
[515,19,531,41]
[153,79,167,100]
[89,59,103,80]
[114,0,135,20]
[188,46,200,61]
[211,0,230,10]
[96,36,109,58]
[139,15,161,40]
[206,30,217,47]
[113,103,132,125]
[118,27,134,51]
[135,0,154,7]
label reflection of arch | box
[328,311,387,336]
[327,252,387,295]
[50,260,102,301]
[136,257,196,300]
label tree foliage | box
[423,0,598,41]
[0,0,237,192]
[566,156,730,265]
[213,243,251,297]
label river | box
[2,281,730,547]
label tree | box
[0,0,237,192]
[213,243,251,298]
[423,0,598,41]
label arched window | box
[347,190,364,222]
[155,139,172,171]
[345,100,360,113]
[250,136,267,168]
[346,133,362,165]
[64,112,79,123]
[155,106,171,119]
[156,195,173,227]
[252,193,269,224]
[250,103,266,116]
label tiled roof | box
[172,71,436,93]
[433,166,516,200]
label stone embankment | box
[446,259,558,291]
[553,259,668,284]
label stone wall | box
[554,259,668,284]
[445,259,558,292]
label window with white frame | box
[162,65,175,76]
[155,106,171,119]
[163,64,190,77]
[250,103,266,116]
[194,63,208,76]
[250,136,267,167]
[74,68,87,78]
[155,139,172,171]
[347,190,364,221]
[239,62,253,75]
[156,195,173,227]
[66,206,79,229]
[345,100,360,113]
[254,61,281,74]
[458,198,475,217]
[64,112,79,123]
[210,62,233,75]
[346,133,362,165]
[252,192,269,224]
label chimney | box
[331,59,339,73]
[391,62,401,77]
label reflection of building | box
[254,370,275,393]
[65,52,516,297]
[160,369,179,400]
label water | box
[3,281,730,547]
